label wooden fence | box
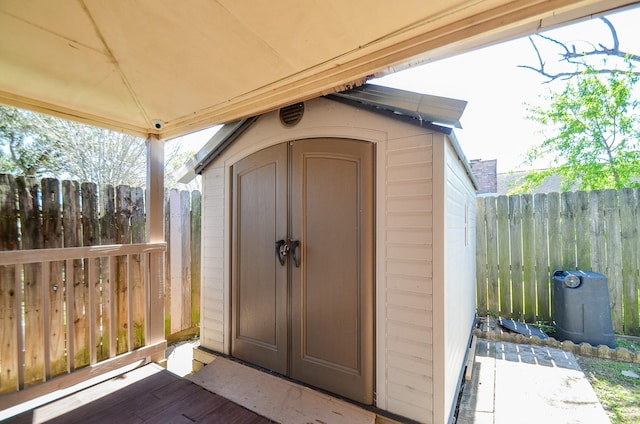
[476,189,640,335]
[0,174,200,395]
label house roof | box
[0,1,635,140]
[178,83,477,187]
[497,171,569,195]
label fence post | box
[146,134,165,359]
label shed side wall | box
[379,133,435,422]
[439,137,478,422]
[200,167,226,351]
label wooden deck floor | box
[3,364,275,424]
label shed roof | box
[178,84,474,185]
[0,1,635,140]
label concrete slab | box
[188,356,376,424]
[458,340,611,424]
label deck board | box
[3,364,275,424]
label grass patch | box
[616,338,640,353]
[576,356,640,424]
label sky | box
[180,5,640,174]
[372,5,640,173]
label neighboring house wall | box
[198,96,476,423]
[497,171,567,195]
[469,159,497,194]
[470,159,572,195]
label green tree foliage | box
[0,105,63,176]
[514,65,640,193]
[0,104,194,188]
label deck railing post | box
[146,134,166,360]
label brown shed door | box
[231,139,374,404]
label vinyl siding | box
[381,135,434,423]
[200,166,226,351]
[197,97,475,424]
[442,140,477,421]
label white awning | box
[0,0,635,139]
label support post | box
[146,134,166,362]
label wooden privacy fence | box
[165,188,201,338]
[476,189,640,336]
[0,174,200,397]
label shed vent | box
[279,102,304,127]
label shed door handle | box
[290,240,300,268]
[276,239,288,266]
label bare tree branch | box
[520,17,640,81]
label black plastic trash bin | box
[552,270,616,348]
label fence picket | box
[547,193,561,274]
[191,191,202,326]
[62,180,87,370]
[534,193,550,321]
[42,178,66,377]
[0,174,19,394]
[99,184,116,360]
[116,185,132,354]
[574,191,591,269]
[476,188,639,335]
[604,190,623,332]
[180,191,192,330]
[0,175,202,396]
[164,189,171,336]
[589,191,606,274]
[131,187,146,348]
[508,195,523,320]
[496,196,511,317]
[81,182,99,365]
[521,194,536,322]
[16,176,45,386]
[619,188,639,335]
[485,197,499,313]
[560,192,576,268]
[475,198,488,315]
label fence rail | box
[0,243,164,395]
[476,189,640,335]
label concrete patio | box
[457,339,610,424]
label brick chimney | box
[470,159,497,194]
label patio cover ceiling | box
[0,0,637,140]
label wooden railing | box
[0,243,166,407]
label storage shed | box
[190,84,477,423]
